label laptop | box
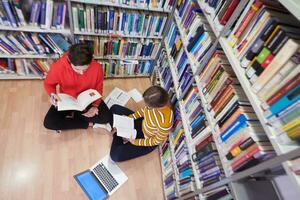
[74,155,128,200]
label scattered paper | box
[105,87,131,108]
[128,89,143,102]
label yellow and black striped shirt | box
[129,106,174,146]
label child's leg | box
[110,134,157,162]
[110,104,134,116]
[43,106,89,130]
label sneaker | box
[93,123,112,132]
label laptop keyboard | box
[93,163,119,192]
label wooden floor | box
[0,78,164,200]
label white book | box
[57,89,101,111]
[113,114,137,139]
[72,7,79,32]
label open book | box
[57,89,101,111]
[113,114,137,140]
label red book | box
[266,73,300,106]
[234,0,262,38]
[195,135,213,152]
[219,0,240,25]
[261,53,274,68]
[231,144,260,170]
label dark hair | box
[68,43,93,66]
[143,86,169,108]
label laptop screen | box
[74,170,108,200]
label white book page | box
[57,93,80,111]
[128,89,143,102]
[113,114,134,130]
[77,89,101,110]
[116,128,137,140]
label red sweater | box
[44,53,103,106]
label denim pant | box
[109,104,157,162]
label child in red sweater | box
[43,43,112,132]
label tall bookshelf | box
[0,0,174,79]
[157,0,300,199]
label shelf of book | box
[104,74,149,78]
[278,0,300,21]
[94,56,153,61]
[157,68,182,197]
[218,36,300,194]
[0,74,43,80]
[73,31,163,39]
[70,0,171,13]
[0,25,71,34]
[158,145,169,200]
[196,1,221,37]
[0,54,59,59]
[164,41,209,198]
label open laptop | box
[74,155,128,200]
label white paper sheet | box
[128,89,143,102]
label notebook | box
[74,155,128,200]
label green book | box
[112,41,119,55]
[78,6,85,31]
[257,47,270,64]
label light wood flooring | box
[0,78,164,200]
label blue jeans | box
[109,105,157,162]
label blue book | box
[0,38,17,54]
[2,0,17,27]
[191,114,205,129]
[269,84,300,115]
[187,26,204,51]
[49,34,71,52]
[34,2,41,25]
[190,32,206,54]
[109,9,114,32]
[40,1,47,26]
[55,3,63,28]
[220,114,249,142]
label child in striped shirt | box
[110,86,174,162]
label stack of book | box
[160,140,178,200]
[0,32,71,55]
[158,50,174,93]
[72,4,167,37]
[182,86,208,139]
[77,0,175,11]
[170,105,196,196]
[76,36,160,59]
[203,186,233,200]
[197,48,275,174]
[174,49,194,97]
[0,58,53,78]
[225,0,300,144]
[176,0,215,64]
[99,59,154,77]
[192,134,225,187]
[0,0,68,29]
[200,0,243,31]
[165,22,182,62]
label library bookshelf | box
[157,0,300,199]
[0,0,174,80]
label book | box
[113,114,137,139]
[57,89,101,111]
